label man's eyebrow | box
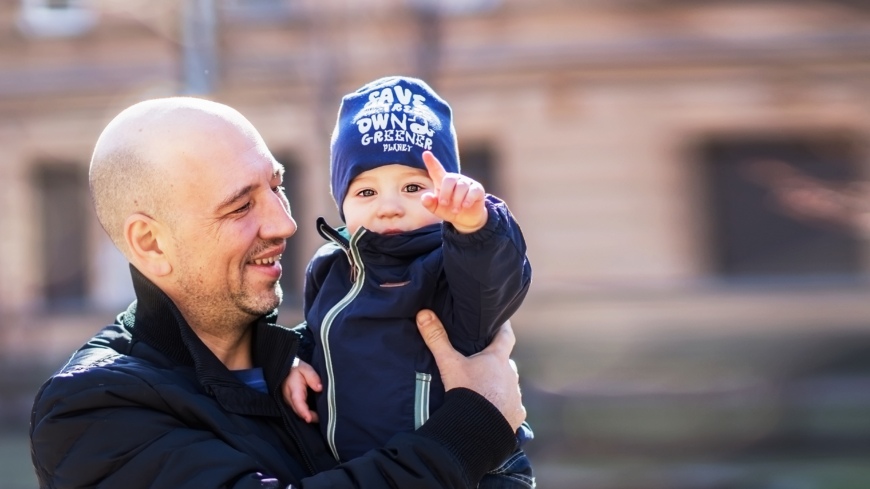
[216,183,256,211]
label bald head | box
[89,97,265,257]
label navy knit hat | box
[330,76,460,220]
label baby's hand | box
[282,358,322,423]
[421,151,488,234]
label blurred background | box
[2,0,870,487]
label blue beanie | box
[330,76,460,221]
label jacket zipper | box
[320,226,367,461]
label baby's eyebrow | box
[350,176,375,186]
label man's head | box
[330,76,460,222]
[89,97,296,330]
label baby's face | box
[343,164,442,235]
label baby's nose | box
[377,199,404,217]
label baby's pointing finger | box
[422,151,446,191]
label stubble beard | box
[173,261,282,340]
[231,267,283,317]
[233,237,285,316]
[174,237,285,328]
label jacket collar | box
[127,265,300,417]
[317,217,442,267]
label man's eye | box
[272,185,285,194]
[404,184,422,193]
[357,189,376,197]
[233,202,251,213]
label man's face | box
[166,121,297,321]
[342,164,442,235]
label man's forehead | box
[242,142,283,173]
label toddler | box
[287,76,533,488]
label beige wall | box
[3,0,870,355]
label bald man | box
[30,98,524,488]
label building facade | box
[2,0,870,364]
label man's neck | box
[192,324,254,370]
[149,273,258,370]
[172,299,257,370]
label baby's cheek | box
[412,205,443,228]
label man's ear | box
[124,213,172,277]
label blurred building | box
[3,0,870,355]
[4,0,870,487]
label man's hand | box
[421,151,488,234]
[415,309,526,431]
[282,359,322,423]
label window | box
[460,143,500,199]
[16,0,97,39]
[274,152,304,309]
[702,136,863,277]
[36,164,89,309]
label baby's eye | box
[357,189,376,197]
[404,184,423,193]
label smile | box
[249,254,282,265]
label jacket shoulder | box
[305,242,347,288]
[308,242,345,272]
[30,326,186,482]
[33,331,177,418]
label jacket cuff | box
[442,195,503,245]
[290,323,315,363]
[416,388,518,486]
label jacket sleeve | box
[32,368,515,489]
[440,195,532,352]
[31,363,288,489]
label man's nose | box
[261,190,297,239]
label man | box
[30,97,525,488]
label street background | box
[2,0,870,487]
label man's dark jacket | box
[30,266,517,488]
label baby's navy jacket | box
[299,195,531,462]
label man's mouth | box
[250,254,281,266]
[246,248,284,281]
[247,243,285,267]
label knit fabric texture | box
[329,76,460,220]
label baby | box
[287,76,533,488]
